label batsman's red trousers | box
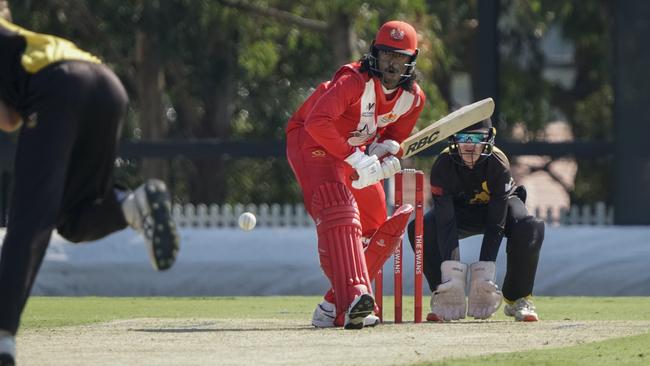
[286,128,387,238]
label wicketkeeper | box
[407,118,544,322]
[0,12,179,365]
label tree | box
[498,0,613,204]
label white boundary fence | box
[534,202,614,226]
[172,202,614,228]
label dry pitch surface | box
[17,318,650,365]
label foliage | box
[497,0,613,203]
[4,0,614,204]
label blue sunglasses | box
[454,133,486,144]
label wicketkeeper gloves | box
[429,261,503,321]
[467,261,503,319]
[429,260,468,321]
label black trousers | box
[408,195,544,302]
[0,61,129,334]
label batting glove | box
[367,139,400,158]
[345,149,384,190]
[380,155,401,179]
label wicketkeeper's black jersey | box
[429,146,515,255]
[0,18,100,112]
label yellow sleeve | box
[0,18,101,73]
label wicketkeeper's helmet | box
[448,118,496,166]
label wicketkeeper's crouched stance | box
[0,16,179,365]
[407,118,544,322]
[286,20,426,329]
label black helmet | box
[448,118,496,167]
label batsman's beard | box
[380,68,401,89]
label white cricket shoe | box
[0,331,15,366]
[504,297,539,322]
[311,299,379,328]
[344,293,375,330]
[121,179,180,271]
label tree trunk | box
[329,13,356,65]
[189,27,238,204]
[135,14,168,181]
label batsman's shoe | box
[312,300,379,328]
[0,332,15,366]
[504,297,539,322]
[344,294,375,330]
[122,179,180,271]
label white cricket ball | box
[238,212,257,231]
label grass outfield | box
[20,296,650,365]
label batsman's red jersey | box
[286,62,426,236]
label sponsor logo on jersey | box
[378,112,398,125]
[311,149,327,158]
[361,103,375,118]
[469,181,491,204]
[348,124,376,146]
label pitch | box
[17,296,650,366]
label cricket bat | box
[351,98,494,180]
[398,97,495,158]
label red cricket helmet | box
[374,20,418,56]
[364,20,419,88]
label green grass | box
[420,333,650,366]
[415,297,650,366]
[21,296,317,328]
[21,296,650,365]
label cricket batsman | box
[0,9,179,365]
[286,20,427,329]
[407,118,545,322]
